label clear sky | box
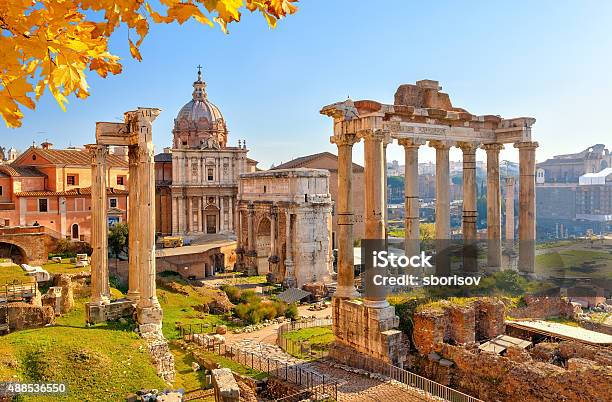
[2,1,612,168]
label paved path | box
[229,322,436,402]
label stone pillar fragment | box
[515,141,538,273]
[331,132,360,299]
[399,139,423,259]
[127,145,140,301]
[505,177,515,241]
[482,143,504,270]
[283,210,296,288]
[86,144,111,305]
[361,129,387,307]
[430,140,452,275]
[459,142,478,272]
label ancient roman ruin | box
[86,107,163,333]
[235,168,333,287]
[321,79,538,366]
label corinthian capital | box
[357,129,385,142]
[481,143,504,153]
[514,141,539,150]
[457,141,479,154]
[330,133,360,147]
[85,144,108,164]
[429,140,453,150]
[398,138,426,148]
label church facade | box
[155,69,257,237]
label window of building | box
[263,185,267,193]
[207,168,214,181]
[116,176,125,186]
[38,198,48,212]
[71,224,79,239]
[0,186,3,196]
[66,174,78,186]
[109,198,118,208]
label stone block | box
[212,368,240,402]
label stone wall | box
[507,296,580,319]
[331,298,409,366]
[412,298,505,355]
[142,332,176,384]
[2,302,55,331]
[422,343,612,402]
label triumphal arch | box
[321,79,537,366]
[85,107,163,334]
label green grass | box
[169,343,209,393]
[157,279,234,340]
[282,326,334,346]
[536,249,612,278]
[0,261,89,285]
[0,319,166,402]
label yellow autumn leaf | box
[129,38,142,61]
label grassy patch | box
[195,350,267,380]
[0,324,166,401]
[169,343,209,393]
[536,250,612,278]
[0,264,31,284]
[545,316,581,327]
[282,326,334,346]
[157,281,233,340]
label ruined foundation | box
[330,297,409,366]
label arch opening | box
[0,242,27,266]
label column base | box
[362,298,389,308]
[127,291,141,302]
[333,285,360,299]
[137,304,163,334]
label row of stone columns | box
[171,195,235,234]
[331,130,538,302]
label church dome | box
[175,67,224,125]
[173,66,229,149]
[176,98,223,124]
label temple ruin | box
[85,108,163,334]
[320,79,538,366]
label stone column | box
[430,141,451,238]
[398,139,423,259]
[247,204,255,252]
[127,145,140,301]
[187,157,192,184]
[86,144,110,305]
[362,128,387,308]
[228,196,234,231]
[459,142,478,272]
[383,133,392,242]
[430,140,452,275]
[505,177,515,241]
[187,197,193,233]
[330,132,360,299]
[220,196,225,232]
[283,209,296,287]
[362,129,386,240]
[515,141,538,273]
[482,143,504,270]
[136,139,162,325]
[171,196,178,235]
[197,197,203,233]
[270,208,277,257]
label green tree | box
[108,222,129,261]
[419,223,435,241]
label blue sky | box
[2,0,612,168]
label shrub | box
[285,303,298,320]
[239,289,258,304]
[221,285,242,304]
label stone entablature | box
[236,169,333,287]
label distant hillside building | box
[536,145,612,238]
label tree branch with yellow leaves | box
[0,0,298,128]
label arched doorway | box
[0,242,27,265]
[256,217,271,274]
[204,204,219,234]
[71,223,79,240]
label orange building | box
[0,143,129,242]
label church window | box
[207,168,214,181]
